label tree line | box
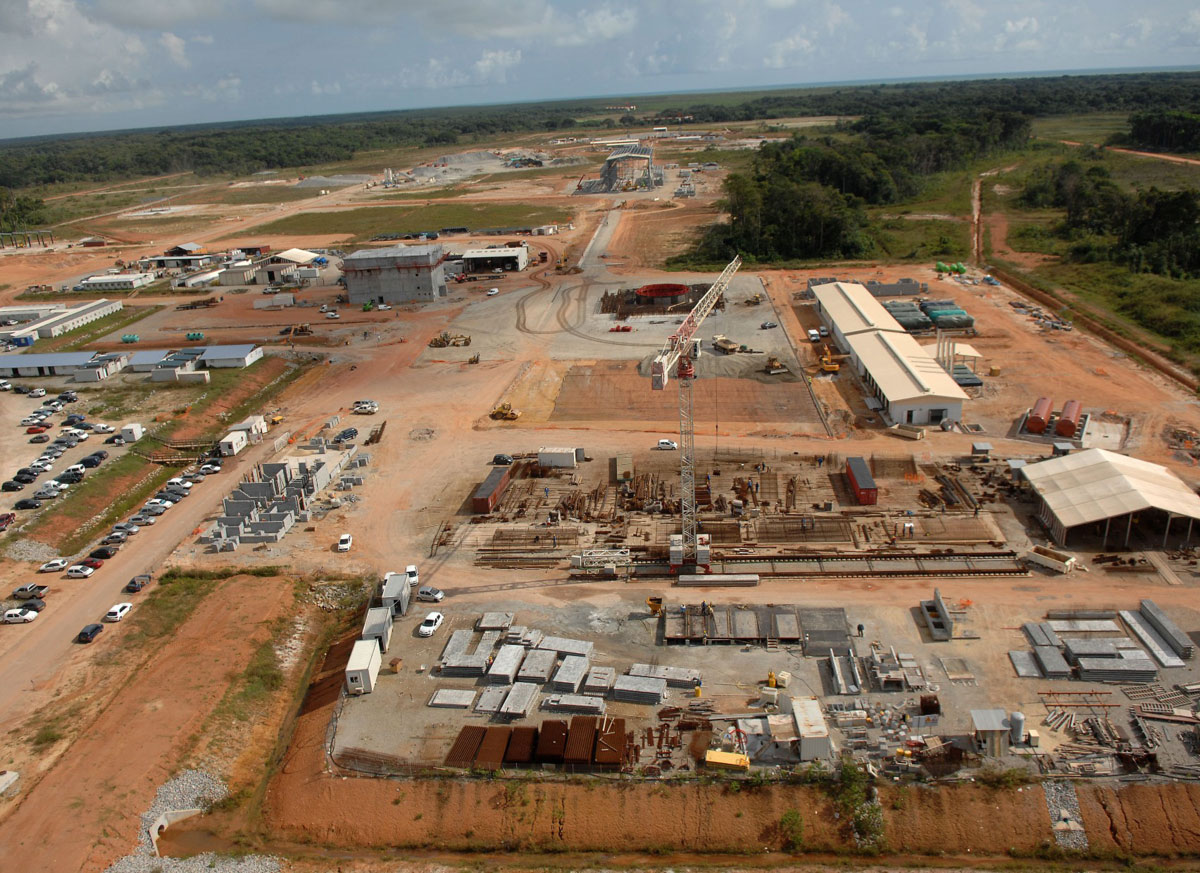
[1021,160,1200,278]
[678,110,1030,263]
[1123,110,1200,154]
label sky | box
[1,0,1199,138]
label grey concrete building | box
[342,243,447,304]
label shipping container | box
[1056,400,1082,438]
[1026,397,1053,434]
[345,639,382,694]
[471,465,513,513]
[361,606,393,654]
[219,429,248,456]
[845,456,878,505]
[538,446,577,468]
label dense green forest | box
[3,71,1200,195]
[1020,160,1200,278]
[678,110,1030,263]
[1123,110,1200,153]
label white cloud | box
[764,31,813,69]
[186,74,241,103]
[310,79,341,96]
[554,6,636,46]
[473,49,522,84]
[93,0,225,29]
[160,32,190,68]
[193,33,214,45]
[1005,16,1039,34]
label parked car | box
[57,391,78,403]
[4,608,37,624]
[325,311,340,319]
[89,450,109,460]
[2,481,25,492]
[66,565,95,578]
[337,533,353,552]
[80,456,102,468]
[93,424,114,434]
[25,425,47,434]
[56,471,83,484]
[418,611,445,637]
[12,584,49,599]
[103,602,132,622]
[818,326,829,337]
[124,575,151,593]
[128,514,156,526]
[166,477,193,491]
[12,385,29,395]
[492,454,514,466]
[81,557,104,569]
[32,486,62,500]
[19,598,46,612]
[19,417,40,427]
[416,585,444,603]
[29,435,49,444]
[90,546,120,560]
[112,522,140,534]
[141,504,167,516]
[145,498,174,509]
[656,439,679,450]
[77,623,103,642]
[405,564,419,587]
[103,436,126,446]
[199,463,221,474]
[28,388,46,398]
[0,512,14,531]
[103,533,128,546]
[14,499,42,510]
[39,558,69,573]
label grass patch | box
[867,216,970,261]
[1031,112,1130,145]
[377,186,473,200]
[175,185,323,206]
[122,567,278,646]
[237,202,573,241]
[215,628,286,723]
[31,724,64,747]
[33,306,162,353]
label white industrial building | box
[0,299,123,347]
[343,243,448,305]
[812,281,967,426]
[461,246,528,273]
[0,352,98,377]
[219,262,257,286]
[1022,448,1200,547]
[77,273,155,292]
[198,344,264,368]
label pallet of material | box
[444,725,487,768]
[429,689,477,708]
[1009,651,1042,678]
[594,717,627,768]
[564,716,597,765]
[499,682,539,719]
[613,675,668,704]
[1120,610,1186,668]
[537,636,595,658]
[1077,657,1158,683]
[478,612,515,630]
[543,694,607,715]
[488,644,527,684]
[1034,645,1071,679]
[1140,599,1194,659]
[535,719,568,762]
[516,647,558,682]
[551,655,590,692]
[475,685,510,714]
[583,666,616,694]
[1047,619,1122,634]
[504,726,538,764]
[474,726,513,770]
[629,663,702,688]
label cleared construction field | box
[243,202,574,240]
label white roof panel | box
[1023,449,1200,530]
[845,330,968,405]
[812,282,906,337]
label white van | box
[806,329,821,343]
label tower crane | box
[650,255,742,572]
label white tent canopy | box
[1023,449,1200,541]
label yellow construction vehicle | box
[818,343,848,373]
[467,353,480,365]
[764,356,788,375]
[646,596,663,616]
[745,293,763,305]
[429,332,472,348]
[489,402,522,421]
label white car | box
[33,487,62,500]
[30,459,52,471]
[487,288,499,296]
[3,608,37,623]
[65,464,86,476]
[405,564,419,587]
[167,478,193,491]
[29,388,46,398]
[325,312,340,320]
[93,424,115,434]
[103,602,132,622]
[20,417,40,427]
[67,565,95,578]
[145,498,174,509]
[418,611,444,637]
[656,439,679,451]
[377,304,391,311]
[66,429,88,440]
[337,533,353,552]
[39,558,69,573]
[45,400,63,411]
[199,464,222,474]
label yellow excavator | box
[818,343,848,373]
[490,402,522,421]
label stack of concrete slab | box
[499,682,539,718]
[478,612,515,630]
[442,630,501,676]
[1008,651,1042,678]
[543,694,606,715]
[551,655,589,692]
[1077,654,1157,683]
[429,689,477,708]
[487,645,527,684]
[1063,638,1142,663]
[1140,600,1194,659]
[1047,619,1122,634]
[612,675,668,704]
[537,636,594,658]
[516,648,557,682]
[475,685,510,714]
[1023,622,1061,647]
[1120,610,1185,668]
[629,663,702,688]
[506,627,544,648]
[583,666,616,695]
[1034,646,1071,679]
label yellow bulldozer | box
[745,293,763,305]
[764,356,788,375]
[429,332,472,348]
[489,402,522,421]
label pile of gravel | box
[104,770,280,873]
[6,538,59,563]
[1042,779,1089,850]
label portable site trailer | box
[219,429,248,456]
[361,606,394,653]
[345,639,382,694]
[119,422,145,442]
[380,571,411,617]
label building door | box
[930,409,946,424]
[906,410,915,424]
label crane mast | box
[650,255,742,571]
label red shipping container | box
[845,457,878,506]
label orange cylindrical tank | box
[1056,400,1082,438]
[1027,397,1053,434]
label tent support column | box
[1125,513,1133,549]
[1103,516,1111,549]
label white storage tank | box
[1009,710,1025,745]
[345,639,382,694]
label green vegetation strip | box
[34,306,163,353]
[232,202,572,241]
